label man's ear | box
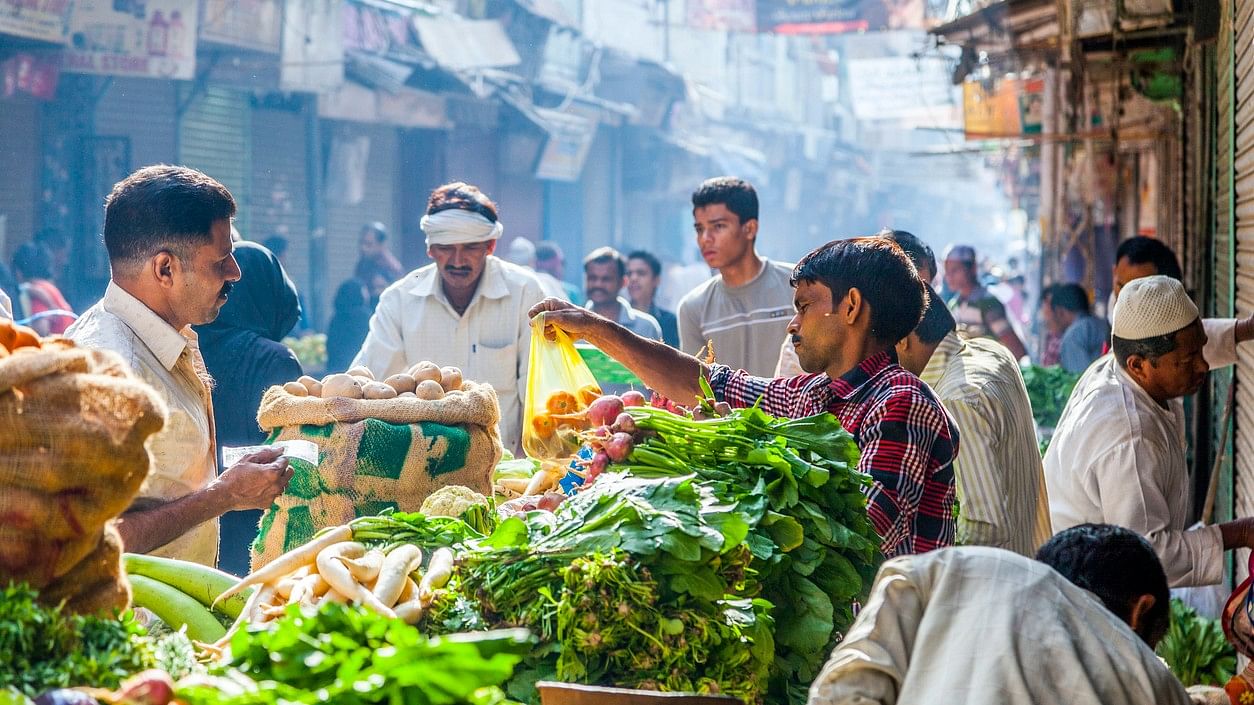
[485,240,497,256]
[1124,353,1151,383]
[896,335,911,355]
[152,252,177,288]
[1127,593,1162,644]
[844,287,866,326]
[742,218,759,242]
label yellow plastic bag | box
[523,314,601,459]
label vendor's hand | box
[213,446,292,511]
[528,297,606,342]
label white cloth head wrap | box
[1112,275,1199,339]
[420,208,504,246]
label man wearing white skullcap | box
[352,182,546,451]
[1045,275,1254,587]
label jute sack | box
[0,342,166,614]
[250,381,502,570]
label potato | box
[384,373,417,394]
[440,366,463,392]
[298,375,323,396]
[362,381,398,400]
[322,373,364,399]
[409,361,442,383]
[282,381,309,397]
[414,379,445,400]
[397,391,417,399]
[346,366,375,381]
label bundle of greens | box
[589,400,881,705]
[1156,598,1236,687]
[1021,364,1081,431]
[457,475,774,702]
[0,583,196,697]
[178,604,530,705]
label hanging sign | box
[62,0,197,79]
[0,0,73,44]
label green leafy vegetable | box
[1156,598,1236,687]
[1021,364,1081,432]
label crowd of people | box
[2,163,1249,702]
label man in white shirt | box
[677,177,794,374]
[67,165,292,567]
[353,182,546,452]
[808,524,1189,705]
[582,246,662,341]
[1045,276,1254,587]
[896,285,1051,556]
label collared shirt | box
[1045,355,1223,587]
[678,258,795,375]
[585,296,662,341]
[353,256,546,451]
[67,282,218,566]
[710,350,959,557]
[648,304,680,348]
[808,547,1190,705]
[1058,314,1110,374]
[0,287,11,319]
[949,286,1013,341]
[923,333,1051,556]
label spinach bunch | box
[1021,364,1081,431]
[1157,598,1236,687]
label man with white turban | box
[1045,275,1254,587]
[353,182,546,451]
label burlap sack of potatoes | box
[0,342,167,614]
[250,381,501,570]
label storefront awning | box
[412,15,521,71]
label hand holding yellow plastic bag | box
[523,313,602,460]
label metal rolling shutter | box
[1231,0,1254,545]
[0,96,40,258]
[179,86,251,234]
[251,106,311,297]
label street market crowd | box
[3,164,1249,704]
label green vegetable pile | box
[1021,364,1081,431]
[606,401,880,704]
[1156,598,1236,687]
[178,604,529,705]
[0,583,197,697]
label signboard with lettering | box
[756,0,925,34]
[0,0,73,43]
[62,0,197,79]
[963,78,1044,138]
[686,0,756,32]
[200,0,280,53]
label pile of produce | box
[124,554,253,644]
[1157,598,1236,687]
[1021,364,1081,431]
[280,361,464,400]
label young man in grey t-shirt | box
[677,177,794,376]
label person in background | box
[1045,283,1109,374]
[584,247,662,340]
[326,275,372,374]
[533,236,959,558]
[536,240,581,302]
[943,244,1028,359]
[807,525,1189,705]
[1037,285,1064,367]
[12,241,75,335]
[353,182,546,452]
[34,228,70,284]
[678,177,794,374]
[505,236,567,299]
[626,250,679,348]
[1046,276,1254,587]
[67,165,291,567]
[262,235,289,265]
[194,240,303,576]
[357,221,404,284]
[896,284,1050,556]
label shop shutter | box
[179,86,251,234]
[1231,0,1254,535]
[0,96,40,258]
[251,106,311,300]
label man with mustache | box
[353,182,546,452]
[68,165,292,567]
[1045,275,1254,587]
[582,247,661,340]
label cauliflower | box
[421,485,489,519]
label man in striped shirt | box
[532,237,959,557]
[896,285,1051,556]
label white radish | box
[315,542,396,617]
[215,525,353,606]
[397,576,419,604]
[339,549,385,583]
[372,545,423,607]
[418,547,455,605]
[212,583,275,650]
[394,598,424,624]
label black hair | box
[1115,236,1183,281]
[914,285,957,345]
[263,235,289,258]
[103,165,236,268]
[583,246,626,279]
[427,182,499,223]
[1047,283,1090,315]
[536,241,563,262]
[12,241,51,280]
[691,177,758,224]
[877,229,936,281]
[627,250,662,277]
[361,222,388,242]
[33,228,68,250]
[1036,524,1169,637]
[791,237,925,345]
[1112,332,1181,368]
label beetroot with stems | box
[613,412,637,433]
[621,389,646,406]
[604,432,635,462]
[586,394,625,427]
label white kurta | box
[352,256,546,452]
[807,547,1190,705]
[1044,355,1223,587]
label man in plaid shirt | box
[531,237,959,557]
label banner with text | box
[0,0,73,43]
[63,0,197,79]
[756,0,926,34]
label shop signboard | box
[0,0,73,44]
[963,77,1044,138]
[533,109,596,182]
[2,51,60,98]
[62,0,197,79]
[686,0,755,32]
[280,0,342,92]
[756,0,925,34]
[844,53,957,125]
[200,0,281,53]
